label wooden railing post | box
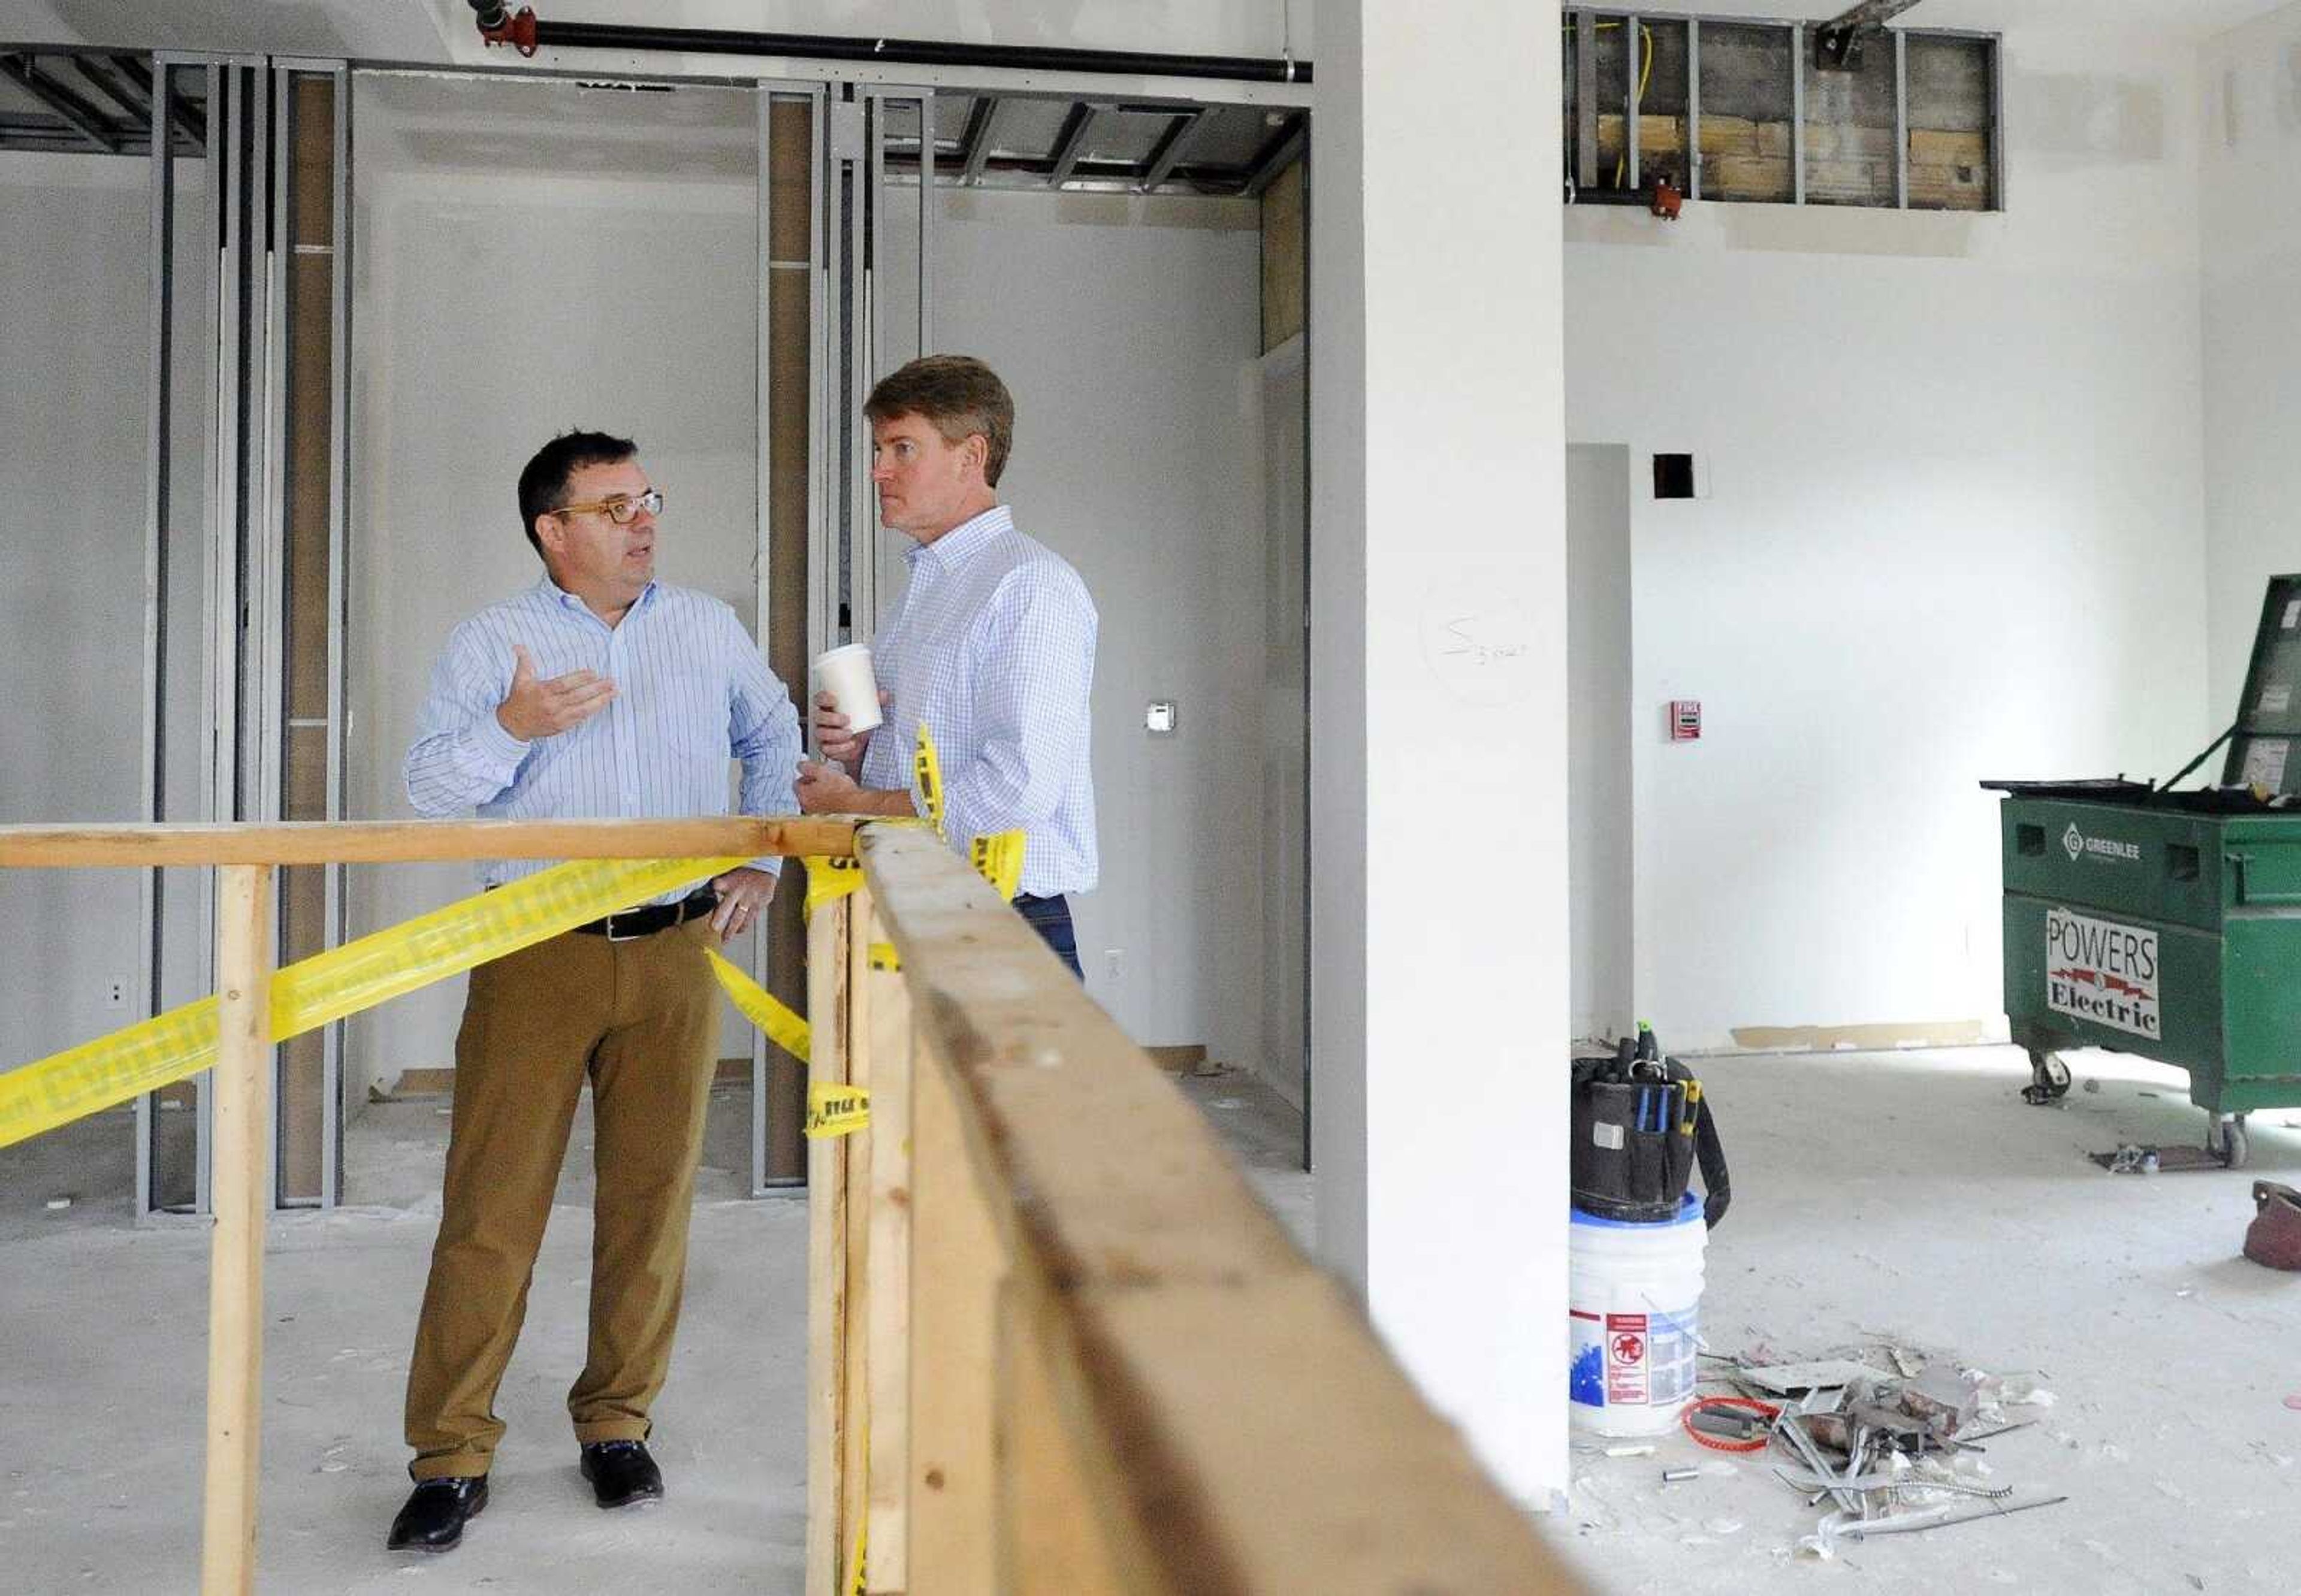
[862,901,914,1594]
[806,889,854,1594]
[201,862,273,1596]
[840,886,872,1592]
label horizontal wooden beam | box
[0,815,862,869]
[856,826,1581,1594]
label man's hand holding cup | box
[812,643,889,773]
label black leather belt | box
[573,890,719,941]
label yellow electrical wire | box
[1622,25,1653,187]
[1563,19,1657,189]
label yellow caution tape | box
[970,829,1026,902]
[0,854,750,1151]
[868,942,901,972]
[804,853,868,918]
[703,947,811,1064]
[805,1081,871,1139]
[913,722,946,838]
[850,1431,870,1596]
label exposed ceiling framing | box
[2,50,1299,198]
[887,90,1304,198]
[1816,1,1932,72]
[0,46,206,155]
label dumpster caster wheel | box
[2022,1051,2072,1105]
[2210,1114,2251,1169]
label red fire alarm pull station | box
[1670,700,1702,741]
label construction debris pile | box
[1695,1345,2067,1559]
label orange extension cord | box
[1681,1395,1780,1453]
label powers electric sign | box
[2045,907,2160,1040]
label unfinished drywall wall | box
[345,72,766,1105]
[2202,2,2301,720]
[0,153,147,1079]
[1566,25,2212,1050]
[1257,334,1309,1111]
[911,185,1281,1086]
[1568,444,1634,1042]
[345,78,1291,1108]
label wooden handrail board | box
[856,825,1581,1594]
[860,832,1302,1292]
[1076,1275,1581,1594]
[0,815,861,867]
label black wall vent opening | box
[1653,453,1696,499]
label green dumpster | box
[1989,575,2301,1168]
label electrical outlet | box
[1103,948,1124,982]
[104,978,130,1010]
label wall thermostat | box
[1146,700,1178,736]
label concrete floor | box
[1554,1046,2301,1595]
[5,1045,2296,1592]
[0,1064,1308,1594]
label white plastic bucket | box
[1568,1195,1707,1437]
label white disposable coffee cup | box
[814,643,884,734]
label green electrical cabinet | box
[1992,576,2301,1167]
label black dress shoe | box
[579,1438,665,1509]
[386,1475,488,1552]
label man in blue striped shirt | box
[388,431,802,1553]
[796,356,1098,977]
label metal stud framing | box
[1687,19,1704,201]
[1044,101,1098,189]
[1626,14,1641,192]
[135,56,183,1221]
[1562,8,2001,212]
[1894,29,1909,209]
[89,47,1300,1216]
[754,82,831,1195]
[1790,22,1807,205]
[1137,108,1201,192]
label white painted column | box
[1310,0,1569,1507]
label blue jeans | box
[1013,893,1083,981]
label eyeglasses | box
[552,488,664,525]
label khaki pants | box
[403,915,720,1480]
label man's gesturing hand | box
[496,644,615,741]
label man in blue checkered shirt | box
[795,356,1098,977]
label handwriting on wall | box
[1421,591,1535,705]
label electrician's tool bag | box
[1570,1029,1731,1229]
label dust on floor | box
[1557,1045,2301,1595]
[0,1068,1310,1594]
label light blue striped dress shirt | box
[406,576,803,902]
[860,506,1099,897]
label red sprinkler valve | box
[476,5,540,57]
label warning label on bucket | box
[1570,1296,1700,1417]
[1606,1313,1649,1404]
[1592,1308,1698,1408]
[2045,907,2160,1041]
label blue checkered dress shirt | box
[859,506,1099,897]
[406,576,803,901]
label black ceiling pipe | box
[470,7,1310,85]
